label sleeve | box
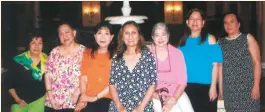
[4,60,18,90]
[109,58,118,86]
[147,52,158,85]
[80,49,89,76]
[176,50,187,85]
[210,44,223,63]
[45,48,56,75]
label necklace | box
[226,33,241,40]
[154,45,171,73]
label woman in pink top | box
[150,22,194,112]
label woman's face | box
[186,11,205,32]
[94,27,114,49]
[152,28,169,47]
[58,24,76,46]
[224,14,240,35]
[122,25,139,47]
[29,37,43,56]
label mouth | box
[158,41,164,44]
[99,41,106,43]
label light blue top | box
[179,35,223,84]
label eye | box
[105,32,110,35]
[97,31,102,35]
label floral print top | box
[45,45,85,109]
[109,49,157,112]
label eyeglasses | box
[154,45,171,73]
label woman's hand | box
[79,94,97,103]
[251,85,260,100]
[50,99,61,110]
[116,104,127,112]
[209,85,217,102]
[71,93,80,104]
[16,99,27,107]
[162,97,177,112]
[132,105,144,112]
[74,102,87,112]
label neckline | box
[123,50,143,73]
[225,33,242,40]
[58,44,82,58]
[189,35,201,39]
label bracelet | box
[96,95,99,100]
[46,89,52,92]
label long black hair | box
[90,21,116,59]
[178,8,208,46]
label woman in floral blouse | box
[44,23,85,112]
[109,21,157,112]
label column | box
[262,1,265,61]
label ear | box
[110,35,114,41]
[94,34,96,39]
[202,20,205,26]
[186,20,189,25]
[73,30,77,37]
[239,22,241,27]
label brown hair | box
[115,21,147,60]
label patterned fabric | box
[44,45,85,109]
[13,51,47,81]
[218,33,260,112]
[109,49,157,112]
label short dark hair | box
[26,28,44,49]
[222,12,244,37]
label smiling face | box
[58,24,76,46]
[152,27,169,47]
[122,24,140,47]
[94,27,114,49]
[224,14,240,35]
[29,37,43,56]
[186,11,205,32]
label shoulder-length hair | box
[90,21,116,59]
[178,8,208,46]
[115,21,147,60]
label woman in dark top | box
[109,21,157,112]
[218,12,261,112]
[6,29,47,112]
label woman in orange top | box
[75,21,116,112]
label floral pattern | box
[45,45,85,109]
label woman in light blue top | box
[178,8,223,112]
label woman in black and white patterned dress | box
[109,21,157,112]
[218,12,261,112]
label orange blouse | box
[81,49,112,99]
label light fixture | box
[83,2,98,24]
[164,1,183,24]
[82,1,100,26]
[167,2,181,22]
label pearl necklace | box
[225,33,242,40]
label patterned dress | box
[109,49,157,112]
[218,33,260,112]
[45,45,85,109]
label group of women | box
[5,8,261,112]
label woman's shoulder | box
[50,46,60,54]
[142,48,154,57]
